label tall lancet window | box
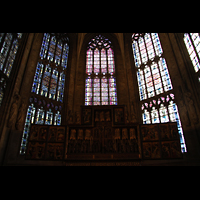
[20,33,69,154]
[0,33,23,106]
[85,35,117,106]
[132,33,187,152]
[183,33,200,81]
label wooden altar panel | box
[26,125,66,160]
[140,122,182,159]
[25,106,182,161]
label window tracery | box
[0,33,22,106]
[85,35,117,106]
[20,33,69,154]
[183,33,200,81]
[132,33,186,152]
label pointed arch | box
[20,33,69,154]
[132,33,187,153]
[85,34,118,106]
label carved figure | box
[179,100,190,126]
[67,110,73,124]
[105,111,111,121]
[75,111,81,124]
[70,129,76,140]
[100,111,105,122]
[7,93,20,129]
[122,128,128,140]
[131,101,137,123]
[83,109,91,123]
[77,129,83,140]
[49,128,57,141]
[85,129,91,140]
[95,111,100,122]
[114,128,120,140]
[185,91,199,124]
[130,128,136,140]
[16,100,26,130]
[57,128,65,141]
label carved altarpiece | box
[26,105,182,161]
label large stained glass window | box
[0,33,23,106]
[20,33,69,154]
[85,35,117,106]
[132,33,187,152]
[183,33,200,81]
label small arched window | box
[85,35,117,106]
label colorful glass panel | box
[31,62,44,94]
[61,43,69,69]
[35,107,45,125]
[132,33,187,152]
[55,40,63,66]
[45,109,53,125]
[54,111,61,125]
[20,33,69,155]
[143,109,150,124]
[85,35,117,105]
[20,104,36,154]
[40,64,51,97]
[4,39,19,77]
[151,107,160,123]
[57,72,65,103]
[49,69,58,100]
[0,77,6,106]
[40,33,50,59]
[184,33,200,73]
[47,36,56,62]
[0,33,13,71]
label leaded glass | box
[45,109,53,125]
[132,33,187,152]
[0,33,22,107]
[47,36,56,62]
[143,109,150,124]
[0,33,13,71]
[49,69,58,100]
[184,33,200,76]
[35,107,45,124]
[55,40,63,66]
[40,64,51,97]
[31,62,44,94]
[54,111,61,125]
[57,72,65,103]
[61,43,69,69]
[40,33,50,59]
[20,33,69,154]
[151,107,160,124]
[85,34,117,105]
[20,104,35,154]
[0,77,6,106]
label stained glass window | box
[132,33,187,152]
[20,33,69,154]
[133,33,172,101]
[0,33,22,106]
[85,35,117,106]
[184,33,200,80]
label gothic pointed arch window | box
[183,33,200,81]
[20,33,69,154]
[132,33,187,152]
[85,35,117,106]
[0,33,23,106]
